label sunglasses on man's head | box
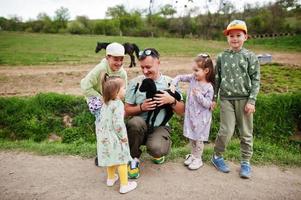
[138,49,159,60]
[197,53,210,58]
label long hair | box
[101,73,123,104]
[194,56,215,86]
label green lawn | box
[261,64,301,93]
[1,31,300,65]
[1,138,300,166]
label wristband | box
[139,103,143,112]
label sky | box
[0,0,281,21]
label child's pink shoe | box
[119,181,137,194]
[106,174,119,186]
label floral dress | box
[96,99,132,166]
[172,74,214,141]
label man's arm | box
[154,91,185,116]
[125,98,156,117]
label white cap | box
[106,42,125,56]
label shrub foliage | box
[0,92,300,147]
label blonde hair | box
[194,55,215,85]
[101,74,123,104]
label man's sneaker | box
[119,181,137,194]
[188,158,203,170]
[106,174,119,186]
[184,154,194,166]
[152,156,165,164]
[211,155,230,173]
[240,162,251,179]
[128,158,140,179]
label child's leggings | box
[107,164,128,186]
[190,139,204,159]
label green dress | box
[96,99,132,167]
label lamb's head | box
[139,78,157,97]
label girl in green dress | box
[96,75,137,194]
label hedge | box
[0,92,300,147]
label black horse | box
[95,42,140,68]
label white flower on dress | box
[227,91,232,95]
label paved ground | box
[1,151,301,200]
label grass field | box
[0,31,300,65]
[261,64,301,93]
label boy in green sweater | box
[211,20,260,178]
[80,42,128,166]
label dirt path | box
[0,53,300,97]
[0,151,301,200]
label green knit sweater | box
[214,48,260,105]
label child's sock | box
[191,140,204,159]
[107,165,118,179]
[118,164,128,186]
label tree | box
[54,7,70,31]
[159,4,177,17]
[36,13,54,33]
[106,5,128,18]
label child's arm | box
[245,54,260,115]
[170,74,193,93]
[247,54,260,105]
[193,85,214,109]
[112,102,128,141]
[171,74,194,86]
[213,55,221,103]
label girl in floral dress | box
[97,75,137,194]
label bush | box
[0,92,300,147]
[0,93,92,143]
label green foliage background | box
[1,92,300,148]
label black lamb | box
[139,78,181,132]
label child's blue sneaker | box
[211,155,230,173]
[240,162,251,179]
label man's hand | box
[140,98,157,111]
[245,103,255,115]
[154,91,174,107]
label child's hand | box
[120,137,128,143]
[210,101,217,110]
[169,84,176,93]
[245,103,255,115]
